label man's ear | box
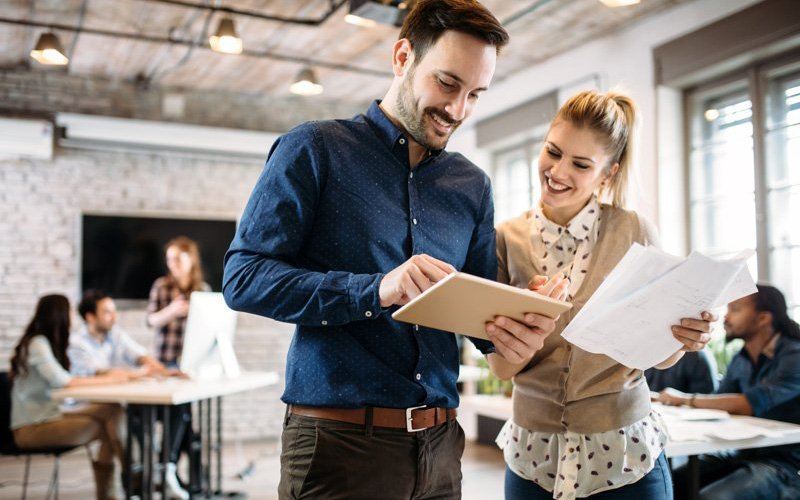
[391,39,414,77]
[758,311,774,330]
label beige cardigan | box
[496,204,658,434]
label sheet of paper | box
[562,245,756,370]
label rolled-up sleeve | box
[742,352,800,417]
[460,178,497,355]
[223,124,384,326]
[30,337,72,388]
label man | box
[659,285,800,499]
[70,289,168,378]
[645,349,718,394]
[223,1,557,498]
[70,289,189,499]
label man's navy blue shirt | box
[223,101,496,409]
[718,334,800,466]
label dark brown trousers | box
[278,412,465,500]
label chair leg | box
[53,455,60,500]
[21,455,31,500]
[44,455,59,500]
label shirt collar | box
[533,197,601,249]
[363,100,444,163]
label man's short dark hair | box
[78,289,110,320]
[399,0,510,63]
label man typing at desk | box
[658,285,800,499]
[69,289,170,378]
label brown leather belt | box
[288,405,457,432]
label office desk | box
[52,371,279,499]
[658,404,800,500]
[460,396,800,498]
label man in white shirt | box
[69,289,169,377]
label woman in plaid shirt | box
[146,236,209,499]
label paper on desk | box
[562,244,756,370]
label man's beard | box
[395,66,460,151]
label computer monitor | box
[179,292,240,380]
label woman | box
[10,294,130,500]
[146,236,209,500]
[485,90,714,499]
[147,235,210,366]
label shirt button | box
[365,311,373,318]
[412,218,418,225]
[415,373,422,381]
[399,138,406,145]
[414,325,419,332]
[321,320,328,326]
[409,172,414,179]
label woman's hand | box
[528,273,570,301]
[167,296,190,319]
[672,311,716,351]
[486,314,557,364]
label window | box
[687,54,800,319]
[491,140,543,223]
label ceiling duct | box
[347,0,412,28]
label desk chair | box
[0,371,80,500]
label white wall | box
[450,0,762,249]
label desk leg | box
[161,406,170,500]
[124,405,133,500]
[146,405,155,500]
[205,398,212,494]
[215,396,222,495]
[688,455,700,500]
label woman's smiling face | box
[538,119,618,223]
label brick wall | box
[0,147,300,440]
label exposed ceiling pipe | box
[139,0,347,26]
[0,16,392,78]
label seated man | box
[658,284,800,499]
[645,349,718,394]
[69,289,169,378]
[70,289,189,498]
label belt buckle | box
[406,405,427,432]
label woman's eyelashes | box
[546,148,590,170]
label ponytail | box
[754,284,800,340]
[554,89,638,208]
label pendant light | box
[209,17,242,54]
[290,67,323,96]
[30,32,69,66]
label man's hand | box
[655,387,691,406]
[672,311,716,351]
[379,254,455,307]
[486,314,557,364]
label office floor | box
[0,439,506,499]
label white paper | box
[562,244,756,370]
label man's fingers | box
[407,263,435,293]
[419,254,457,275]
[414,255,452,282]
[401,274,423,301]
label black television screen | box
[81,214,237,299]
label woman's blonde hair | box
[165,235,205,293]
[553,89,638,208]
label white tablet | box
[391,272,572,340]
